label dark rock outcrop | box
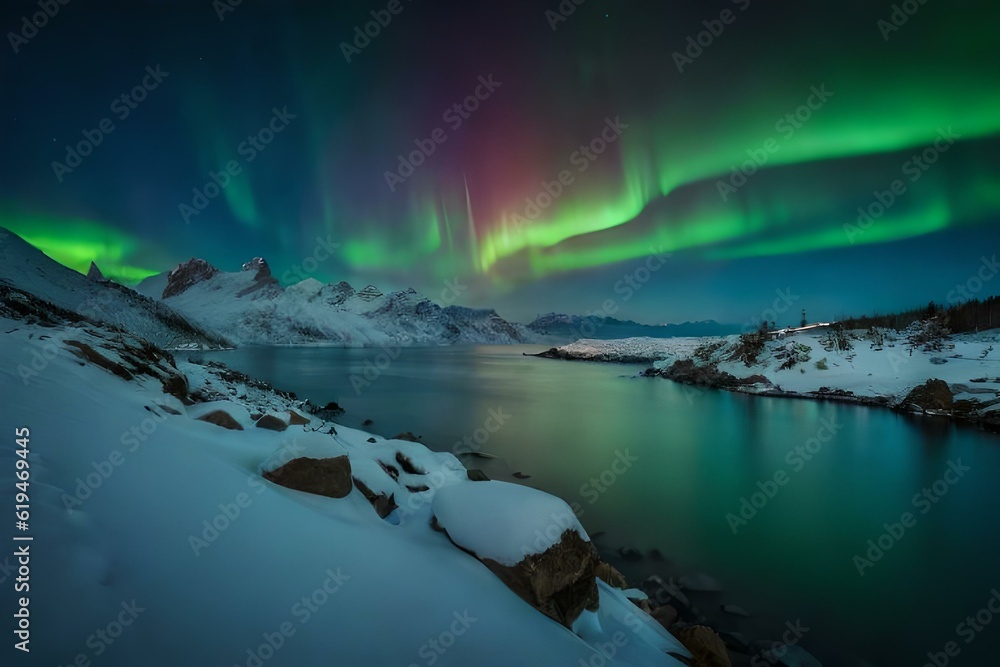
[900,378,953,413]
[197,410,244,430]
[477,529,600,628]
[353,477,397,518]
[661,359,768,389]
[263,456,353,499]
[163,258,218,299]
[674,625,732,667]
[255,415,288,431]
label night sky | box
[2,0,998,324]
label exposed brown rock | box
[161,373,189,403]
[392,431,421,443]
[466,469,490,482]
[901,378,953,413]
[255,415,288,431]
[288,410,310,425]
[63,340,133,381]
[652,604,679,629]
[476,529,600,628]
[675,626,731,667]
[594,561,628,589]
[263,456,353,499]
[197,410,244,430]
[395,451,425,474]
[353,477,397,518]
[163,258,218,299]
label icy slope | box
[0,227,229,350]
[0,314,686,666]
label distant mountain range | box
[526,313,742,340]
[0,227,741,348]
[133,256,530,346]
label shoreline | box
[528,330,1000,434]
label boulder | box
[479,530,599,627]
[652,604,679,629]
[433,481,599,627]
[256,415,288,431]
[675,625,732,667]
[392,431,421,442]
[595,562,628,589]
[288,410,310,425]
[901,378,953,413]
[310,401,345,422]
[160,374,190,403]
[197,410,244,430]
[263,456,353,499]
[353,477,397,519]
[466,469,490,482]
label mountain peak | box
[163,258,219,299]
[242,257,269,273]
[86,261,106,282]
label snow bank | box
[433,480,589,566]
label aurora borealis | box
[2,0,999,322]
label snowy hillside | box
[136,258,533,346]
[0,227,229,350]
[538,327,1000,427]
[0,298,689,666]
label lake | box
[198,344,1000,666]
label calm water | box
[199,344,1000,666]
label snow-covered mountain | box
[528,312,741,342]
[136,257,533,346]
[0,227,230,349]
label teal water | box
[199,344,1000,666]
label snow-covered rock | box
[434,481,601,627]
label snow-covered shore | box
[535,327,1000,429]
[0,303,696,666]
